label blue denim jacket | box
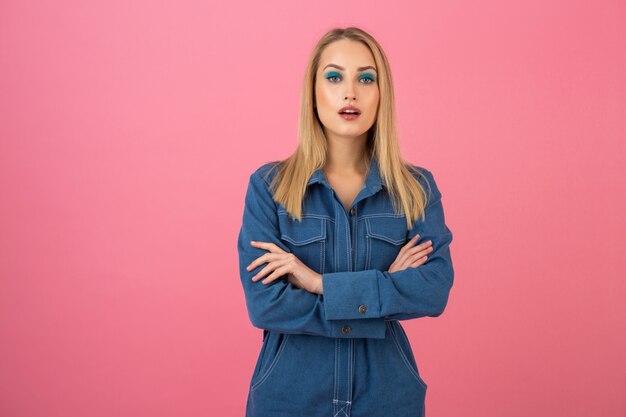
[237,157,454,417]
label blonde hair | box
[265,26,430,230]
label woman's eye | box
[325,72,342,83]
[324,72,376,84]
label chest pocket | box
[278,214,327,274]
[365,215,407,270]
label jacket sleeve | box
[321,168,454,321]
[237,168,387,338]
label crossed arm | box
[237,168,454,339]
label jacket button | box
[350,207,356,216]
[358,305,368,314]
[342,325,351,334]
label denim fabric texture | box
[237,157,454,417]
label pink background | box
[1,1,625,416]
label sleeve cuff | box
[322,270,383,321]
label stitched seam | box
[353,215,358,271]
[250,334,290,392]
[350,339,354,403]
[334,338,338,400]
[279,217,326,245]
[361,213,405,219]
[367,232,404,245]
[337,340,341,400]
[388,322,428,390]
[321,238,325,274]
[277,211,335,223]
[334,206,338,273]
[281,234,326,245]
[344,213,350,270]
[365,218,371,269]
[332,399,352,417]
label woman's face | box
[314,39,379,142]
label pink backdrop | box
[1,1,625,416]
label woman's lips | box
[339,112,360,121]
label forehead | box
[319,39,375,70]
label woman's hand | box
[387,234,433,273]
[246,241,324,295]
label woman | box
[237,27,454,417]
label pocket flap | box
[279,216,326,246]
[365,216,406,245]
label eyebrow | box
[323,64,377,72]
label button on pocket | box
[279,215,327,274]
[365,215,407,270]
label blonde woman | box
[237,26,454,417]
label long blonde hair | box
[265,26,430,230]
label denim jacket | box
[237,157,454,417]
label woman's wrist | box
[315,273,324,295]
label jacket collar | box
[307,157,385,193]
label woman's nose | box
[344,91,356,100]
[344,82,357,100]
